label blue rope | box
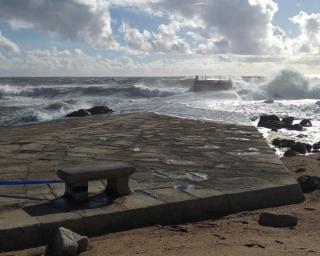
[0,180,64,185]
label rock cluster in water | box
[66,106,113,117]
[257,115,318,157]
[257,115,312,131]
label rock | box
[316,101,320,106]
[286,124,304,131]
[263,100,274,104]
[258,212,298,228]
[258,115,283,130]
[304,143,312,152]
[50,227,88,256]
[296,134,307,138]
[291,142,311,154]
[300,119,312,127]
[282,116,294,126]
[272,138,295,148]
[250,116,259,122]
[66,109,91,118]
[87,106,113,115]
[283,149,297,157]
[297,175,320,193]
[313,142,320,150]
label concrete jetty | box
[0,112,304,251]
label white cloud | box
[150,0,279,55]
[120,20,191,53]
[0,31,20,53]
[0,0,118,49]
[290,11,320,53]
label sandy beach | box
[2,154,318,256]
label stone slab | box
[0,112,304,251]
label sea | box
[0,69,320,153]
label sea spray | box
[263,70,320,99]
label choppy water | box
[0,70,320,142]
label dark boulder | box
[258,115,283,130]
[258,212,298,228]
[286,124,304,131]
[291,142,309,154]
[272,138,295,148]
[283,149,297,157]
[87,106,113,115]
[304,143,312,152]
[66,109,91,118]
[282,116,294,126]
[263,100,274,104]
[300,119,312,127]
[313,142,320,150]
[316,101,320,106]
[297,175,320,193]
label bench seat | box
[57,162,135,202]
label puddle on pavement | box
[174,184,194,192]
[149,167,208,182]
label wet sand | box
[3,154,319,256]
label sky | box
[0,0,319,76]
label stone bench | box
[57,162,136,202]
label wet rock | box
[300,119,312,127]
[297,175,320,193]
[258,115,283,130]
[297,134,307,138]
[272,138,295,148]
[258,212,298,228]
[263,100,274,104]
[87,106,113,115]
[66,109,91,118]
[313,142,320,150]
[250,116,259,122]
[283,149,297,157]
[282,116,294,126]
[50,227,88,256]
[316,101,320,106]
[291,142,311,154]
[286,124,304,131]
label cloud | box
[150,0,279,55]
[290,11,320,53]
[0,31,20,53]
[120,20,191,53]
[0,0,118,49]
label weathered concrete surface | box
[0,113,304,251]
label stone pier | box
[0,113,304,251]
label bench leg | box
[65,181,88,202]
[106,177,131,196]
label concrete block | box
[36,212,85,244]
[0,218,42,251]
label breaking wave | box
[0,80,189,99]
[263,70,320,99]
[234,70,320,100]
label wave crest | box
[264,70,320,99]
